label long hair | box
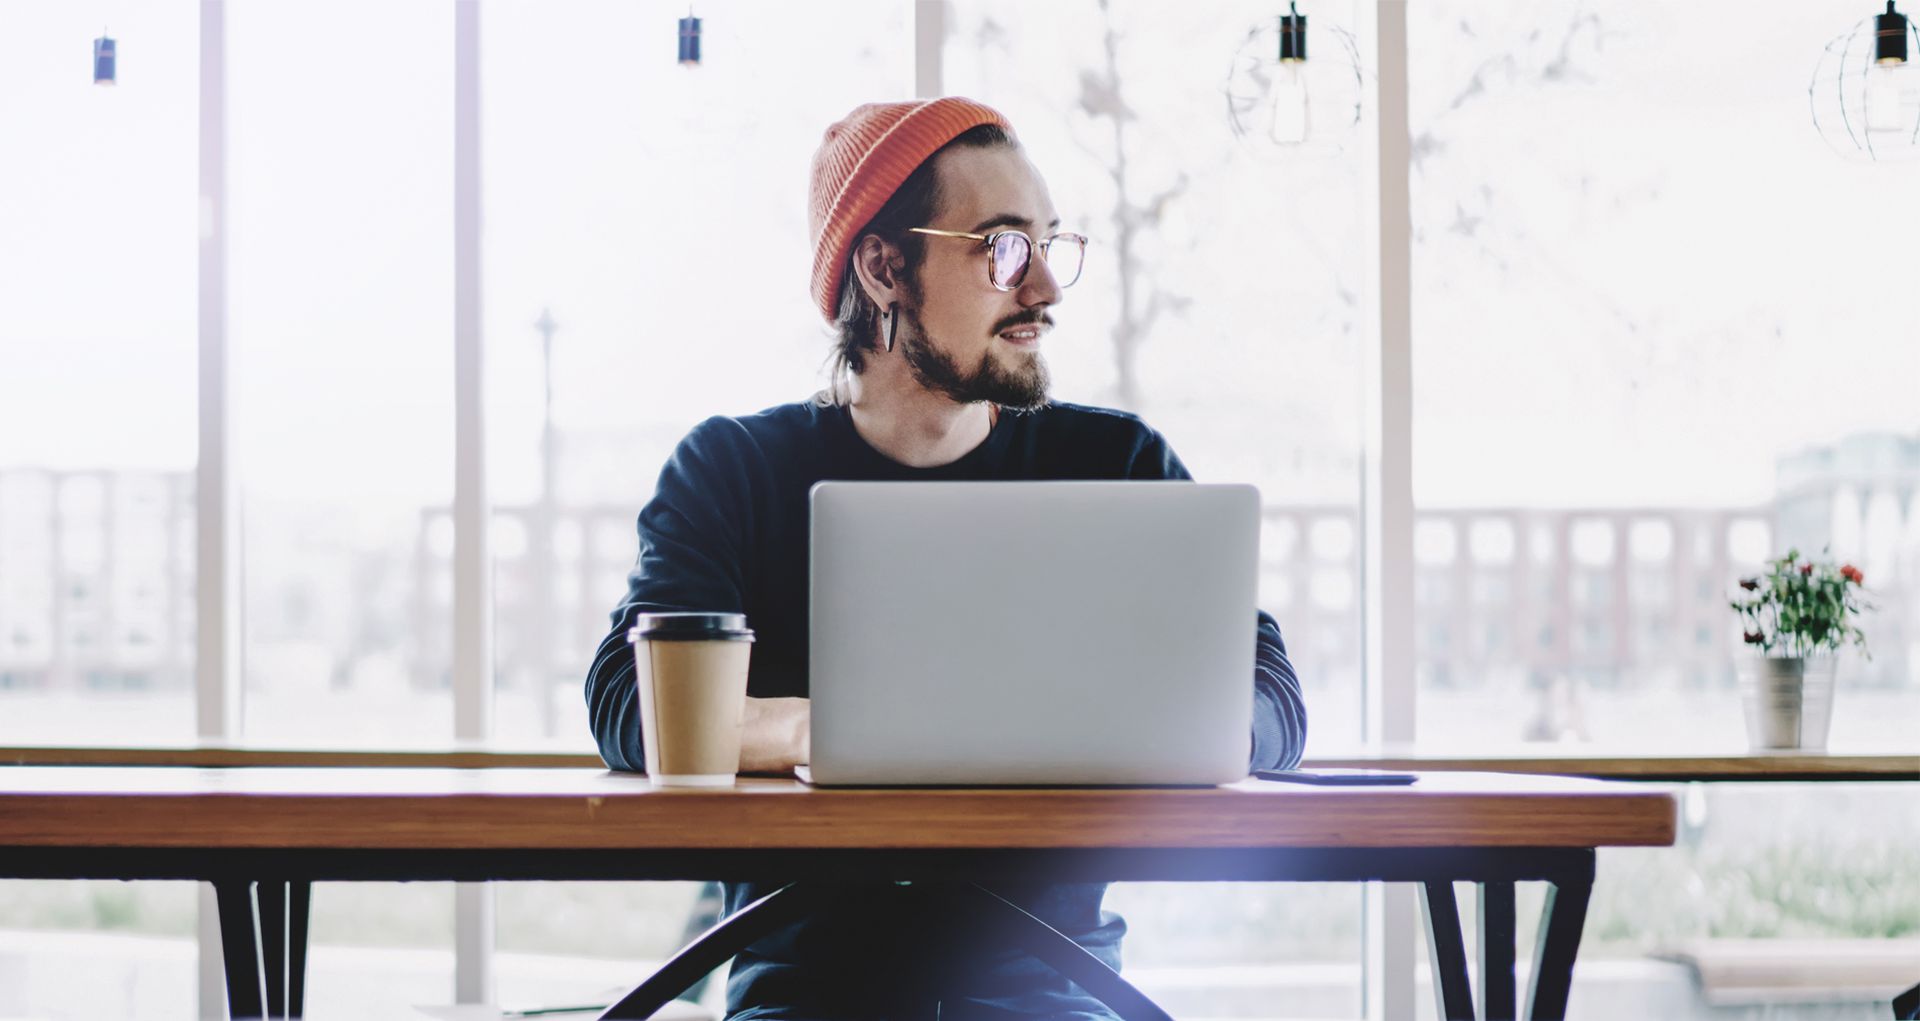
[821,123,1017,405]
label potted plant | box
[1728,548,1871,751]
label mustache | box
[992,310,1054,335]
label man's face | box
[895,145,1065,411]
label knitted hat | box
[808,97,1014,323]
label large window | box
[0,0,199,744]
[479,0,915,746]
[1408,0,1920,749]
[229,1,457,746]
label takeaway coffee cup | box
[627,612,755,787]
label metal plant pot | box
[1738,655,1836,751]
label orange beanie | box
[808,97,1013,323]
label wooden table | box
[0,767,1674,1021]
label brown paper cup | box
[628,612,754,787]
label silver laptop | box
[806,480,1260,786]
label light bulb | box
[1864,59,1916,134]
[1267,60,1310,144]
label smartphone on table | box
[1254,768,1419,786]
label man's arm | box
[584,620,648,772]
[1251,608,1308,771]
[740,697,809,773]
[584,417,805,774]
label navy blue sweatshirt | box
[584,397,1308,1018]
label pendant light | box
[1866,1,1914,132]
[93,31,116,85]
[1270,4,1308,144]
[1225,3,1364,158]
[1810,1,1920,161]
[678,10,702,67]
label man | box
[585,97,1308,1020]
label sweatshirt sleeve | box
[584,417,753,773]
[1250,609,1308,770]
[1129,423,1309,772]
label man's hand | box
[739,696,809,775]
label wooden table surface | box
[0,766,1676,851]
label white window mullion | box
[195,2,238,1017]
[914,0,946,98]
[452,0,496,1007]
[1365,0,1415,744]
[194,0,239,749]
[1362,1,1418,1018]
[453,0,492,748]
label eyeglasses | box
[906,227,1088,291]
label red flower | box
[1738,578,1759,591]
[1800,563,1814,576]
[1841,564,1864,585]
[1743,631,1766,644]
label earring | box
[883,303,899,353]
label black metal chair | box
[673,882,727,1006]
[596,881,1174,1021]
[1893,979,1920,1020]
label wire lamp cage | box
[1225,3,1364,159]
[1810,1,1920,161]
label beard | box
[895,302,1052,412]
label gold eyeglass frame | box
[906,227,1089,291]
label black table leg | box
[259,881,311,1019]
[213,880,312,1020]
[213,880,266,1020]
[287,882,310,1019]
[1524,876,1592,1021]
[258,882,289,1019]
[1421,881,1475,1020]
[1478,882,1516,1021]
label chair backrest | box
[1893,979,1919,1021]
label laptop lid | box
[807,481,1260,786]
